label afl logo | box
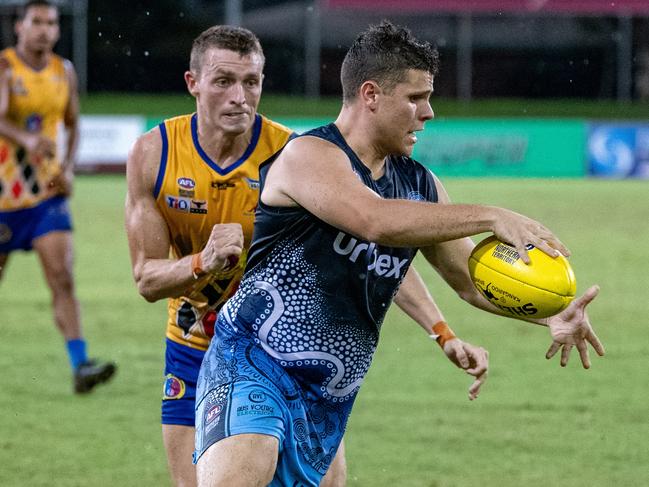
[177,177,195,189]
[206,404,223,424]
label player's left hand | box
[545,285,605,368]
[47,171,73,197]
[442,339,489,401]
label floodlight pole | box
[457,12,473,101]
[226,0,243,26]
[616,13,632,101]
[72,0,88,94]
[305,1,321,98]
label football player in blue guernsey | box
[194,21,604,486]
[126,24,487,487]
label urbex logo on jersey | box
[333,232,407,278]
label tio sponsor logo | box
[166,195,190,212]
[332,232,407,278]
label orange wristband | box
[191,253,206,279]
[430,321,456,348]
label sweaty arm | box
[421,176,604,368]
[262,136,567,261]
[125,129,243,302]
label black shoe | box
[74,360,117,394]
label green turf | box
[79,92,649,119]
[0,176,647,486]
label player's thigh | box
[33,231,75,286]
[163,424,197,487]
[321,439,346,487]
[196,433,278,487]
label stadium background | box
[1,1,648,485]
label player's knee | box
[47,267,75,296]
[321,457,347,487]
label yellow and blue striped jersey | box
[0,47,69,210]
[154,113,292,350]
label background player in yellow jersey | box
[0,0,115,393]
[126,25,488,487]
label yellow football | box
[468,236,576,319]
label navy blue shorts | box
[162,338,205,426]
[0,196,72,253]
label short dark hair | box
[341,21,439,102]
[17,0,56,20]
[190,25,264,74]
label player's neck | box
[15,44,50,71]
[195,119,252,169]
[335,109,387,180]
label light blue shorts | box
[194,314,348,486]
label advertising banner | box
[75,116,593,179]
[412,119,585,177]
[587,123,649,179]
[277,117,586,178]
[77,115,146,170]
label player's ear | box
[359,80,380,111]
[184,70,198,97]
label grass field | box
[1,175,648,486]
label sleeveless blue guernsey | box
[195,123,438,485]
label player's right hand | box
[200,223,244,274]
[442,339,489,401]
[490,207,569,264]
[24,133,56,160]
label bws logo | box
[177,177,195,189]
[248,390,267,403]
[333,232,407,279]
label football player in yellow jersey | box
[126,25,489,487]
[0,0,115,394]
